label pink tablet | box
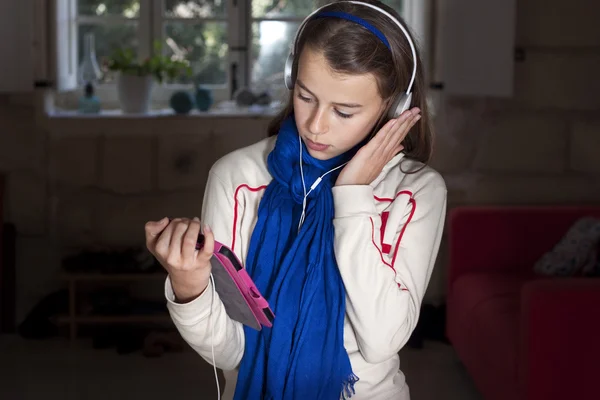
[196,234,274,331]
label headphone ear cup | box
[387,92,413,119]
[284,52,295,90]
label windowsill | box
[48,79,286,121]
[46,104,281,119]
[41,100,282,137]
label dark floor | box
[0,335,481,400]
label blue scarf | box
[233,116,359,399]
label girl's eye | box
[297,93,352,119]
[335,109,353,119]
[297,93,312,103]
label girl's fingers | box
[196,224,214,265]
[373,110,413,150]
[144,217,169,254]
[373,118,399,146]
[388,109,418,138]
[370,108,421,157]
[168,219,189,259]
[182,217,202,261]
[385,112,420,154]
[155,219,175,257]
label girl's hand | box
[145,217,214,302]
[335,108,421,186]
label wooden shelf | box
[61,270,170,340]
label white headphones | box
[283,0,418,119]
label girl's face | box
[293,47,386,160]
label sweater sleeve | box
[332,181,447,364]
[164,168,245,371]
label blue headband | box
[314,11,391,50]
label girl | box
[145,1,447,399]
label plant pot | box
[117,73,155,114]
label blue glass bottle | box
[79,82,101,114]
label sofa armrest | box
[520,278,600,400]
[448,206,600,291]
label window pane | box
[251,21,299,87]
[249,0,405,88]
[78,23,138,83]
[77,0,140,18]
[252,0,315,18]
[164,0,226,18]
[252,1,404,19]
[164,22,228,85]
[381,0,403,14]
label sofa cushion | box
[533,217,600,277]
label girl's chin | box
[305,148,338,160]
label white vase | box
[117,73,155,114]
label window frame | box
[70,0,228,104]
[54,0,423,109]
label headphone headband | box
[289,1,417,95]
[314,11,391,50]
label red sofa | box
[447,206,600,400]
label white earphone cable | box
[299,134,308,231]
[299,134,308,199]
[297,135,348,231]
[209,273,221,400]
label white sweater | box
[164,136,447,399]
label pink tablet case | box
[196,235,274,331]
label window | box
[77,0,140,84]
[250,0,406,92]
[61,0,414,105]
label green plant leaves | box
[106,40,192,83]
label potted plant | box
[107,42,192,114]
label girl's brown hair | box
[267,0,432,165]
